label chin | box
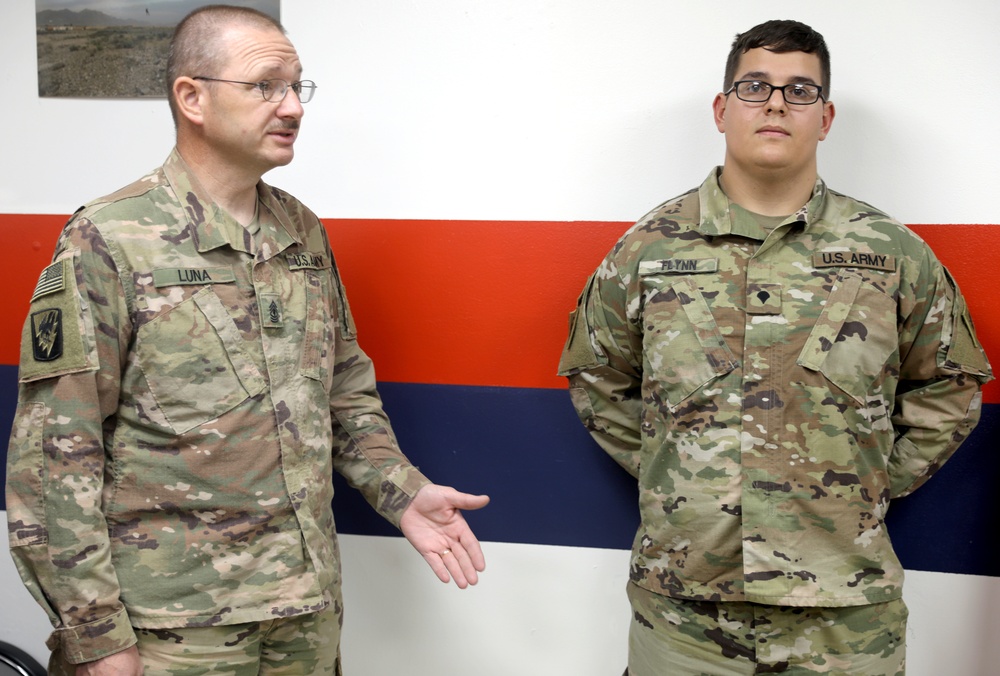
[268,151,295,169]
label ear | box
[173,77,206,126]
[818,99,836,141]
[712,92,728,133]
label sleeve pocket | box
[7,402,48,548]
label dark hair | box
[166,4,285,124]
[723,20,830,94]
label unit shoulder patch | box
[30,308,63,361]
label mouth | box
[757,126,789,137]
[268,123,299,144]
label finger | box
[439,546,471,588]
[443,540,481,588]
[422,551,452,585]
[459,530,487,572]
[451,491,490,511]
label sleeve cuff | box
[47,606,137,665]
[379,466,432,528]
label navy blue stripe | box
[0,365,16,499]
[331,381,639,548]
[2,365,998,577]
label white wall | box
[4,530,1000,674]
[3,2,1000,674]
[4,1,999,223]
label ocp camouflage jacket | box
[559,168,992,607]
[6,150,430,663]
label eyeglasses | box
[193,77,317,103]
[725,80,825,106]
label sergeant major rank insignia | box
[31,308,63,362]
[260,292,283,329]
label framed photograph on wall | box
[35,1,281,98]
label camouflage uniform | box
[626,582,908,675]
[559,169,991,664]
[6,149,430,666]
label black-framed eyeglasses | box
[725,80,825,106]
[193,76,317,103]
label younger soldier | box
[559,19,991,675]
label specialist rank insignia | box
[31,308,63,362]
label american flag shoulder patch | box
[31,260,66,301]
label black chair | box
[0,641,44,676]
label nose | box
[277,88,304,119]
[765,86,787,114]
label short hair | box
[166,4,285,124]
[723,20,831,94]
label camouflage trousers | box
[626,582,907,675]
[50,599,342,676]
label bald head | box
[166,4,285,125]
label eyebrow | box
[251,63,303,81]
[739,71,819,85]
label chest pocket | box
[640,273,738,409]
[796,270,898,404]
[136,286,266,434]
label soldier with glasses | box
[7,5,488,674]
[559,19,991,675]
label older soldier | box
[7,6,488,675]
[559,19,991,676]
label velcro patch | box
[31,308,63,361]
[747,283,782,315]
[813,251,895,272]
[31,260,66,301]
[639,258,719,275]
[152,267,236,287]
[260,293,284,329]
[286,252,330,270]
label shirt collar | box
[696,166,827,240]
[163,148,302,258]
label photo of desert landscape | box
[36,0,279,98]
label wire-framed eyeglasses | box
[725,80,825,106]
[193,77,317,103]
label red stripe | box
[326,219,623,390]
[0,214,67,365]
[3,215,998,402]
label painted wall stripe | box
[2,216,997,402]
[333,382,1000,578]
[2,365,994,577]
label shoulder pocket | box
[558,274,604,375]
[18,253,98,383]
[300,270,334,384]
[941,270,992,380]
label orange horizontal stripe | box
[0,214,68,367]
[326,219,623,390]
[2,215,998,402]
